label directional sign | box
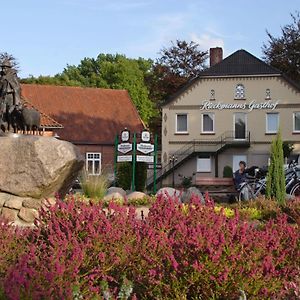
[118,143,132,154]
[136,155,154,163]
[117,155,132,162]
[137,143,154,154]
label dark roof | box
[162,49,300,107]
[200,49,281,76]
[21,84,144,144]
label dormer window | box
[210,89,215,100]
[235,84,245,99]
[265,88,271,100]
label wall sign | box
[200,100,279,112]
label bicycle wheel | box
[289,181,300,198]
[238,183,256,201]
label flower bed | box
[0,194,299,299]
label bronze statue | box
[0,58,40,134]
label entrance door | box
[233,155,247,172]
[234,113,247,140]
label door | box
[234,113,247,140]
[233,155,247,172]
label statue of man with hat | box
[0,58,22,131]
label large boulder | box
[106,187,126,197]
[181,187,204,204]
[0,135,84,198]
[127,191,147,200]
[0,135,84,225]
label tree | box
[147,40,208,106]
[22,54,157,125]
[266,131,286,204]
[0,52,19,70]
[263,12,300,83]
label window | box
[235,84,245,99]
[266,113,279,134]
[197,156,211,172]
[202,113,215,133]
[293,112,300,132]
[86,152,101,175]
[210,89,215,100]
[176,114,188,133]
[265,88,271,100]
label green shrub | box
[223,165,233,178]
[80,171,108,200]
[266,130,286,204]
[135,163,147,192]
[116,162,132,190]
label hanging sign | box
[141,130,151,142]
[137,155,154,163]
[117,155,132,162]
[137,143,154,154]
[121,129,130,142]
[117,143,132,154]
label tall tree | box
[263,12,300,83]
[147,40,208,106]
[0,52,19,70]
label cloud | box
[190,33,225,51]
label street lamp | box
[169,154,177,188]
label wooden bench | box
[195,177,238,201]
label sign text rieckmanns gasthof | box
[200,100,279,112]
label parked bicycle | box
[238,161,300,201]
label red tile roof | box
[21,84,145,144]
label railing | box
[147,131,250,188]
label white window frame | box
[266,113,279,134]
[234,84,246,100]
[201,113,215,134]
[197,156,211,173]
[175,113,188,134]
[86,152,101,175]
[293,112,300,133]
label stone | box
[103,192,124,201]
[18,207,39,223]
[106,187,126,197]
[22,198,42,210]
[4,197,23,210]
[156,187,182,200]
[1,207,18,222]
[0,197,6,207]
[0,135,84,198]
[127,191,147,200]
[181,187,204,204]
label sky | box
[3,0,299,78]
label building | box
[159,48,300,186]
[21,84,144,175]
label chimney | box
[210,47,223,67]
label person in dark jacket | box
[233,161,258,190]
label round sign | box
[141,130,150,142]
[121,129,130,142]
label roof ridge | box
[21,83,128,92]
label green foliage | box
[223,165,233,178]
[266,131,286,204]
[282,141,294,158]
[22,54,157,125]
[80,172,108,200]
[178,174,193,189]
[135,163,147,192]
[117,162,132,191]
[263,11,300,83]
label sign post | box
[131,132,137,191]
[153,134,158,194]
[114,134,118,186]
